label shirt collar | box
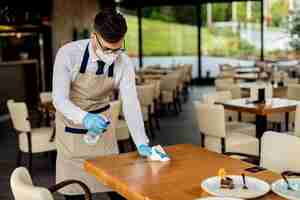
[89,40,100,63]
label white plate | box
[201,175,270,199]
[272,178,300,200]
[195,197,243,200]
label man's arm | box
[52,47,87,124]
[118,59,149,147]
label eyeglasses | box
[95,33,126,54]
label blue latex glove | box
[138,144,152,157]
[83,113,109,135]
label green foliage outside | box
[125,15,259,58]
[124,1,290,58]
[290,10,300,51]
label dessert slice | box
[218,168,235,189]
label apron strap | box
[108,63,114,77]
[79,43,90,74]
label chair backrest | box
[160,75,178,91]
[261,132,300,173]
[285,78,299,85]
[215,78,235,91]
[144,79,161,99]
[287,84,300,100]
[136,84,155,106]
[40,92,52,104]
[11,167,54,200]
[228,85,242,99]
[194,102,226,138]
[109,100,121,129]
[202,91,232,104]
[7,100,31,132]
[273,71,289,82]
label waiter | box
[52,7,153,200]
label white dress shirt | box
[52,39,149,146]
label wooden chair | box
[11,167,92,200]
[194,102,259,156]
[7,100,56,174]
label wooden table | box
[84,144,285,200]
[221,98,299,138]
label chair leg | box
[118,141,125,153]
[49,151,57,170]
[145,122,152,139]
[173,102,179,115]
[154,114,160,130]
[16,150,22,167]
[28,153,33,175]
[177,97,182,112]
[167,103,172,114]
[148,116,155,139]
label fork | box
[282,174,295,191]
[242,173,248,189]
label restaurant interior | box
[1,0,300,200]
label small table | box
[84,144,284,200]
[221,98,299,138]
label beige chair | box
[202,91,256,137]
[10,167,92,200]
[269,84,300,131]
[160,74,180,114]
[144,79,161,130]
[136,84,156,138]
[7,100,56,173]
[218,69,235,79]
[284,78,299,85]
[214,78,235,91]
[194,102,259,156]
[260,132,300,173]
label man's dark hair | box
[94,5,127,43]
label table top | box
[84,144,284,200]
[239,82,286,89]
[235,67,260,73]
[221,98,299,115]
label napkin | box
[148,145,170,162]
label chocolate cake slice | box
[220,177,234,189]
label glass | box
[95,33,126,54]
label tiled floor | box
[0,86,214,200]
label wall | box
[52,0,100,56]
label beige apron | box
[55,43,119,195]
